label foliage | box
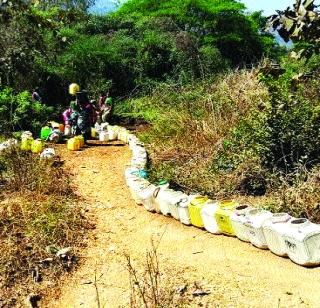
[0,87,53,134]
[220,68,320,174]
[268,0,320,59]
[43,0,279,98]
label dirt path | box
[45,141,320,308]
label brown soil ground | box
[43,141,320,307]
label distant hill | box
[90,0,117,14]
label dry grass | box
[129,69,320,223]
[137,70,268,193]
[125,240,207,308]
[0,147,90,306]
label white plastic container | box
[100,122,109,131]
[21,131,33,139]
[131,157,147,168]
[155,188,178,216]
[262,213,292,257]
[128,178,150,205]
[177,196,194,225]
[244,209,273,249]
[40,148,55,159]
[230,204,255,242]
[201,201,221,234]
[125,167,141,186]
[166,191,188,220]
[108,130,118,141]
[282,218,320,266]
[99,131,109,142]
[138,184,157,212]
[64,125,71,136]
[151,181,170,213]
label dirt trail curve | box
[45,141,320,308]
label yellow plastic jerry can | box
[31,139,43,154]
[69,83,80,95]
[21,137,33,151]
[75,135,84,148]
[188,196,209,228]
[67,138,80,151]
[91,127,97,139]
[214,200,239,236]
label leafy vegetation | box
[0,87,53,134]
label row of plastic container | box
[92,123,131,143]
[122,128,320,267]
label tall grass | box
[117,69,320,222]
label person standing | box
[32,88,42,102]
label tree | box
[268,0,320,59]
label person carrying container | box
[32,88,42,102]
[76,91,93,142]
[97,91,113,124]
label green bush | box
[0,87,53,134]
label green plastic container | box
[40,126,52,141]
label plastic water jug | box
[201,200,221,234]
[75,135,85,148]
[244,209,273,249]
[131,157,147,168]
[91,127,97,139]
[188,196,209,228]
[152,180,170,213]
[282,218,320,266]
[107,126,119,141]
[100,122,109,131]
[262,213,292,257]
[129,178,150,205]
[21,131,33,140]
[50,121,60,130]
[69,83,80,95]
[154,188,178,216]
[31,139,43,154]
[40,148,55,159]
[125,167,140,186]
[132,147,147,158]
[230,204,255,242]
[118,129,129,143]
[138,184,158,212]
[177,195,195,225]
[214,200,239,236]
[108,130,118,141]
[64,124,71,136]
[40,126,52,141]
[21,137,33,151]
[166,191,188,220]
[99,131,109,142]
[67,138,80,151]
[126,169,148,187]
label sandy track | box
[44,142,320,307]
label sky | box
[241,0,295,15]
[91,0,296,15]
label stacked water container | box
[120,126,320,267]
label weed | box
[0,146,89,306]
[125,240,190,308]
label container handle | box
[153,187,161,198]
[176,197,188,206]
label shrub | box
[0,87,53,135]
